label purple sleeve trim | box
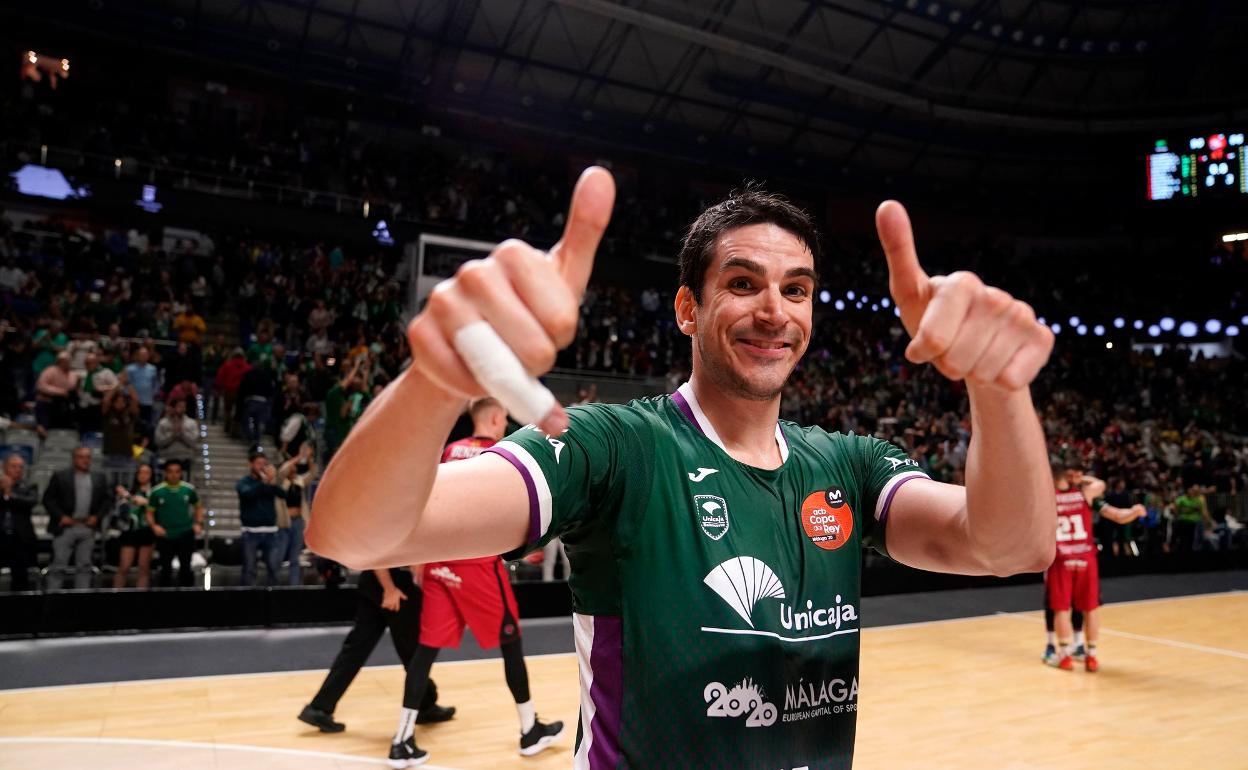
[878,474,924,527]
[484,446,541,546]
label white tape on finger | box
[453,320,557,426]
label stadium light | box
[819,290,831,304]
[846,290,856,300]
[1205,319,1222,334]
[1159,317,1176,332]
[1050,323,1062,334]
[1222,232,1248,243]
[1106,342,1113,349]
[1069,316,1081,327]
[1178,321,1198,338]
[1227,326,1240,337]
[1242,315,1248,326]
[1133,320,1145,330]
[1113,317,1125,329]
[1076,325,1087,336]
[1148,325,1161,337]
[834,299,845,311]
[1093,325,1105,336]
[881,298,891,308]
[1037,316,1046,326]
[893,307,901,318]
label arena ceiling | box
[18,0,1248,187]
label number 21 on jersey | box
[1056,514,1087,542]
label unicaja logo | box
[703,557,786,628]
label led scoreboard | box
[1147,132,1246,200]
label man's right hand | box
[153,524,167,537]
[405,167,615,435]
[381,585,408,612]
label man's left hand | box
[877,201,1055,391]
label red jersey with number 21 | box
[1054,487,1094,559]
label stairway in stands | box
[200,420,276,538]
[198,304,276,539]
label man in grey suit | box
[43,446,112,590]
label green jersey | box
[488,383,928,770]
[1173,495,1204,523]
[148,482,200,538]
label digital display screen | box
[1146,133,1244,200]
[10,164,90,200]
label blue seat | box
[0,444,35,467]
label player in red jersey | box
[1044,460,1145,671]
[392,398,563,766]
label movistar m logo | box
[688,467,718,482]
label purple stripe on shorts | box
[484,446,540,545]
[587,615,623,770]
[670,390,702,435]
[878,473,924,526]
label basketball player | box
[310,168,1058,769]
[388,397,563,765]
[1042,604,1084,665]
[1044,461,1146,671]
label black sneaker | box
[387,736,429,768]
[414,704,457,724]
[298,704,345,733]
[519,718,565,757]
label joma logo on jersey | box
[883,456,921,471]
[695,494,730,540]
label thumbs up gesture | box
[406,167,616,435]
[876,201,1054,391]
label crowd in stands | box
[2,61,1247,591]
[1,190,1245,594]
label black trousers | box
[157,532,196,587]
[0,532,34,591]
[310,573,440,712]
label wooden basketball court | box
[2,592,1244,769]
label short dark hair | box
[163,459,183,470]
[677,185,820,303]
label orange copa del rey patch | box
[800,486,854,551]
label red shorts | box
[420,558,522,649]
[1044,556,1100,613]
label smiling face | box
[677,223,816,402]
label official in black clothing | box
[299,567,455,732]
[0,453,39,591]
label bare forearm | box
[307,367,464,567]
[373,568,396,590]
[964,385,1055,575]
